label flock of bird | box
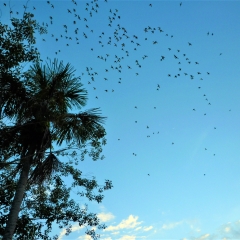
[3,0,225,177]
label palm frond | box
[28,153,62,185]
[21,59,88,120]
[47,59,88,111]
[52,108,106,145]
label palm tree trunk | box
[3,147,35,240]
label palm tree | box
[2,59,106,239]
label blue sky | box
[2,0,240,239]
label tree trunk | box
[3,147,35,240]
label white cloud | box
[58,224,84,240]
[218,220,240,238]
[198,233,210,239]
[161,221,183,230]
[186,219,240,240]
[111,231,120,235]
[77,234,92,240]
[118,235,136,240]
[104,215,142,232]
[134,226,142,231]
[72,225,84,232]
[98,212,115,222]
[58,229,67,240]
[224,226,231,233]
[143,226,153,231]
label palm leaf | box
[52,108,106,145]
[27,59,87,113]
[11,59,88,124]
[28,153,62,185]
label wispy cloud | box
[98,212,115,222]
[143,226,153,231]
[59,213,154,239]
[104,215,143,232]
[118,235,136,240]
[77,234,92,240]
[196,233,211,240]
[58,212,113,239]
[134,226,142,231]
[186,220,240,240]
[161,221,183,230]
[58,224,84,240]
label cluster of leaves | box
[0,164,113,239]
[0,12,46,73]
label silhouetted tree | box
[1,11,112,240]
